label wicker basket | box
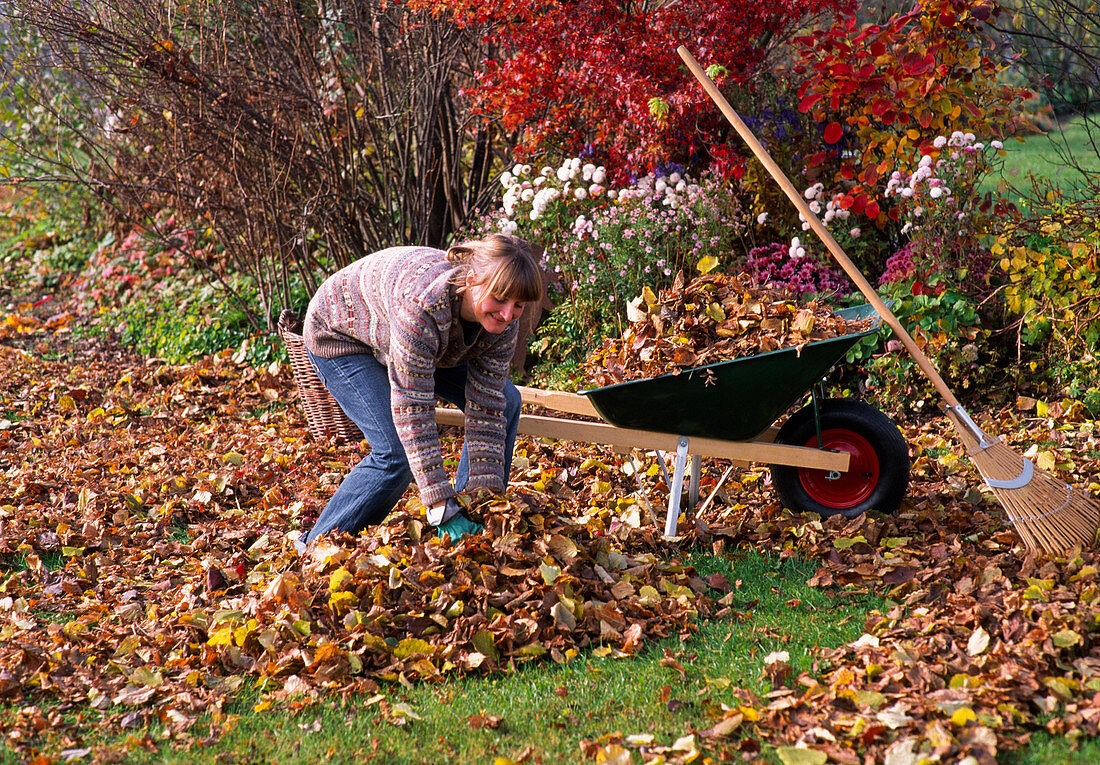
[278,309,362,443]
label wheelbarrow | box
[284,304,909,537]
[459,303,910,536]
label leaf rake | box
[678,46,1099,555]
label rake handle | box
[677,46,961,410]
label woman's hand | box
[436,513,483,542]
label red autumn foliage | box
[793,0,1032,225]
[411,0,856,178]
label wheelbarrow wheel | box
[770,398,909,519]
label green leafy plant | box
[846,276,997,414]
[996,198,1100,412]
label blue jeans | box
[302,350,521,544]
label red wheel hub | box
[799,428,880,509]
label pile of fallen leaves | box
[583,271,872,387]
[0,336,708,758]
[4,304,1100,764]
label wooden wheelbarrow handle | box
[676,46,961,410]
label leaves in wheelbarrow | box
[583,271,873,387]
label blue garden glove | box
[436,512,483,542]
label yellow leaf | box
[776,746,828,765]
[1036,451,1056,472]
[207,627,233,646]
[329,567,354,592]
[951,707,977,726]
[394,638,434,658]
[834,535,867,549]
[853,690,887,709]
[329,590,357,615]
[697,254,719,274]
[1053,629,1082,648]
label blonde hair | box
[446,233,544,305]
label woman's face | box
[461,276,525,334]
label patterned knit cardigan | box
[303,246,518,507]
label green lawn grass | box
[983,114,1100,200]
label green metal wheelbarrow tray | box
[436,304,911,536]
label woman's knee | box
[361,448,412,479]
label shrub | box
[996,198,1100,412]
[882,130,1005,298]
[847,274,997,415]
[793,0,1032,246]
[415,0,854,176]
[9,0,501,331]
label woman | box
[296,234,543,551]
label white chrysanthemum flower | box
[607,189,618,200]
[574,187,587,200]
[933,136,947,149]
[592,167,606,184]
[809,200,821,214]
[850,227,861,238]
[757,212,768,224]
[929,187,943,199]
[991,140,1003,150]
[500,171,513,186]
[521,188,535,202]
[919,154,933,168]
[582,163,596,181]
[669,172,682,184]
[529,210,540,220]
[901,187,915,198]
[541,166,553,177]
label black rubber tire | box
[770,398,909,519]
